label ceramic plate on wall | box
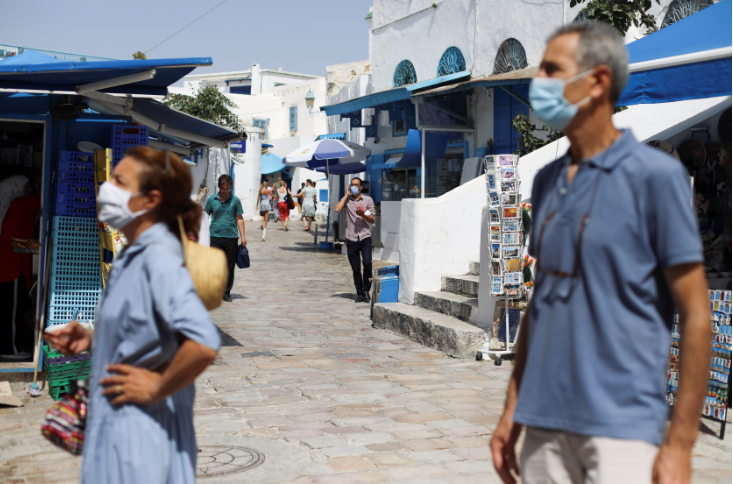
[77,141,103,153]
[646,140,681,161]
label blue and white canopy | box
[618,0,731,106]
[283,139,371,168]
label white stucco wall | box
[398,174,485,304]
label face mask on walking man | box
[490,22,711,484]
[334,177,375,303]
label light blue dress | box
[81,222,221,484]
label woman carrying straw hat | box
[45,147,221,484]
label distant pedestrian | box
[271,181,280,221]
[256,181,271,231]
[335,177,375,303]
[301,179,317,232]
[276,182,294,231]
[490,22,710,484]
[205,174,247,303]
[296,182,306,228]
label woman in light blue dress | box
[46,147,221,483]
[301,179,318,231]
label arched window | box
[393,60,417,87]
[436,47,467,77]
[493,38,528,75]
[661,0,713,28]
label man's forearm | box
[237,220,245,240]
[334,194,348,212]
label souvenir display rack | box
[477,154,528,365]
[667,289,732,439]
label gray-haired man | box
[490,22,711,484]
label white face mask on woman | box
[97,182,151,230]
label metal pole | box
[324,161,331,243]
[421,129,425,199]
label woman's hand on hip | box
[101,364,163,406]
[44,320,92,356]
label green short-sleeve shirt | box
[205,192,243,239]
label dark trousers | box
[346,237,373,296]
[0,275,31,355]
[210,237,239,295]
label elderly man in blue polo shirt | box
[490,22,711,484]
[205,174,246,303]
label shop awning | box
[262,153,287,175]
[618,0,731,106]
[0,52,212,96]
[317,133,346,139]
[414,66,538,98]
[517,95,732,198]
[87,98,245,150]
[321,70,471,116]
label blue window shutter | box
[319,189,328,202]
[493,86,529,154]
[253,118,269,139]
[289,106,298,132]
[230,86,251,95]
[493,88,512,154]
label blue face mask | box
[349,185,360,196]
[528,70,594,131]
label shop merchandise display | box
[667,289,731,438]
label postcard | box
[491,243,502,259]
[492,277,504,295]
[500,167,516,180]
[501,193,519,206]
[500,180,518,193]
[503,258,522,272]
[487,173,496,190]
[484,156,495,172]
[491,260,502,276]
[503,233,522,246]
[504,272,522,285]
[490,191,500,207]
[489,209,500,224]
[498,155,515,166]
[503,207,520,219]
[503,245,521,259]
[503,220,521,233]
[490,224,501,243]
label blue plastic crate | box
[53,203,97,217]
[53,216,98,239]
[377,276,399,303]
[109,125,148,147]
[58,170,95,184]
[377,265,399,277]
[59,151,94,163]
[55,192,94,205]
[56,181,96,195]
[50,273,102,292]
[47,294,100,325]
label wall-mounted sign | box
[230,141,246,153]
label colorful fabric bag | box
[40,377,89,455]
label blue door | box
[493,85,529,155]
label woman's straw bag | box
[177,217,227,310]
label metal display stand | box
[476,154,526,365]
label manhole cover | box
[196,445,265,477]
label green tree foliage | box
[513,114,564,157]
[165,85,243,132]
[570,0,660,35]
[132,51,147,60]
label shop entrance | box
[0,119,45,368]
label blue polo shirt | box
[514,130,703,445]
[204,192,243,239]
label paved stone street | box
[1,224,731,483]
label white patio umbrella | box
[283,139,371,249]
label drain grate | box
[196,445,265,477]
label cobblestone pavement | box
[1,223,731,483]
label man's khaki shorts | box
[521,426,659,484]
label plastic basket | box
[44,357,92,382]
[43,344,90,365]
[49,383,73,401]
[58,170,95,184]
[53,203,97,217]
[58,151,94,163]
[109,125,149,148]
[56,181,96,195]
[52,216,99,241]
[47,293,100,324]
[50,273,102,293]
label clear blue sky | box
[2,0,373,77]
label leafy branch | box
[570,0,660,35]
[513,114,564,157]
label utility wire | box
[145,0,230,54]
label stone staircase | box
[373,261,486,359]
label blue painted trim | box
[0,112,49,121]
[392,120,408,138]
[447,141,469,159]
[384,148,406,155]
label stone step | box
[468,260,480,275]
[414,291,478,322]
[441,274,480,297]
[373,303,486,359]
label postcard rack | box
[667,289,732,439]
[477,154,527,365]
